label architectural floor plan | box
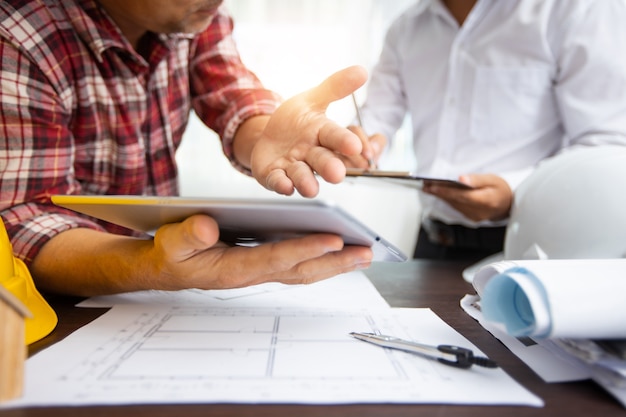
[9,304,542,407]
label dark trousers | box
[413,219,506,262]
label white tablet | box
[51,195,407,262]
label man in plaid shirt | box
[0,0,377,296]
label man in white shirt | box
[352,0,626,261]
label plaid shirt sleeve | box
[189,10,282,174]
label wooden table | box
[7,260,625,416]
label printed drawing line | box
[63,306,411,383]
[267,315,279,377]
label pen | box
[351,93,375,169]
[349,332,498,369]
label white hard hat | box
[504,145,626,260]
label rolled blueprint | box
[472,259,626,339]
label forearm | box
[30,228,159,297]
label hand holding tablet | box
[51,195,407,262]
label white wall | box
[176,0,420,256]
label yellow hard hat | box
[1,220,57,345]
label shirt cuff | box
[3,204,106,266]
[221,95,281,176]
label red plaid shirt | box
[0,0,281,265]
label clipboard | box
[51,195,407,262]
[345,168,473,190]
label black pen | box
[350,332,498,369]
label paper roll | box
[474,259,626,339]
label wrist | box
[233,115,271,169]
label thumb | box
[459,173,507,190]
[306,65,368,110]
[458,174,476,188]
[155,214,221,261]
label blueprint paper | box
[473,259,626,339]
[3,306,542,408]
[461,294,626,408]
[461,294,591,383]
[77,271,390,309]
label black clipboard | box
[345,168,473,189]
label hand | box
[422,173,512,222]
[345,125,387,169]
[31,214,373,296]
[152,214,373,289]
[250,65,369,198]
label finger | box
[346,127,387,168]
[233,234,373,286]
[306,122,363,184]
[205,233,345,288]
[155,214,220,261]
[265,168,296,196]
[298,145,344,183]
[315,120,363,157]
[306,65,368,110]
[459,173,502,189]
[369,133,387,161]
[423,173,476,199]
[286,160,321,197]
[458,174,476,188]
[423,181,467,198]
[261,245,374,285]
[347,125,374,166]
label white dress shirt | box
[361,0,626,227]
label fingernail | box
[355,261,372,270]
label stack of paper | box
[461,258,626,407]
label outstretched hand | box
[250,66,369,198]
